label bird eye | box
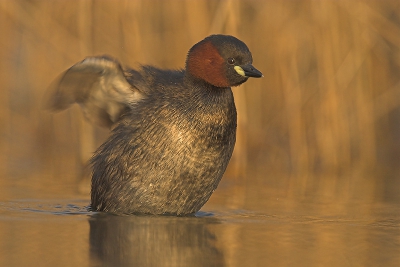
[227,58,235,65]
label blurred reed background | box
[1,0,400,205]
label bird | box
[47,34,262,216]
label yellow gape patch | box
[234,66,246,77]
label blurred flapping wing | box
[47,56,142,128]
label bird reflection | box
[89,213,225,267]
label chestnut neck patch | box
[186,41,229,88]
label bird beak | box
[234,64,263,78]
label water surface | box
[1,183,399,267]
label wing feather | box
[46,56,143,128]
